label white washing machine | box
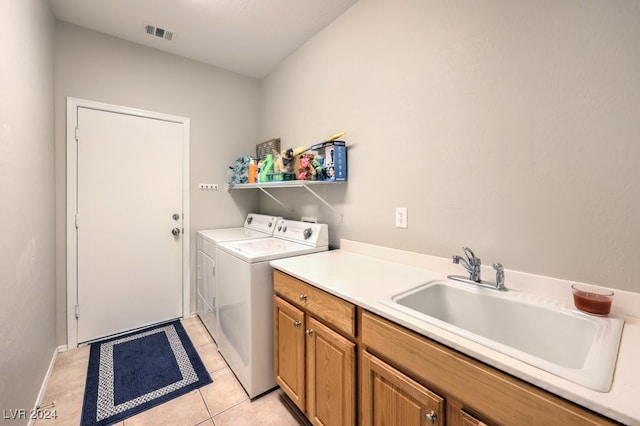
[196,213,280,341]
[216,219,329,398]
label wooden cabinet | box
[273,270,356,426]
[273,269,619,426]
[361,350,444,426]
[361,310,618,426]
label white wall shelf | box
[227,181,344,218]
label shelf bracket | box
[227,181,344,219]
[300,184,343,219]
[257,186,294,212]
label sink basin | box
[381,280,624,392]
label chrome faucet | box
[452,246,482,282]
[450,246,507,291]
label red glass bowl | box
[571,284,614,316]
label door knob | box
[171,228,181,236]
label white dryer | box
[216,219,329,398]
[196,213,279,341]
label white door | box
[75,106,184,343]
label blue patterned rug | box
[81,320,212,425]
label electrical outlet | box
[198,183,218,190]
[395,207,408,228]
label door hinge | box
[75,304,79,319]
[75,213,79,229]
[75,126,79,141]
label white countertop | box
[270,240,640,425]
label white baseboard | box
[28,345,66,426]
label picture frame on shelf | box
[256,138,280,160]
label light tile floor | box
[35,317,306,426]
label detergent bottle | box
[259,154,274,182]
[248,159,258,183]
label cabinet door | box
[306,316,356,426]
[361,351,444,426]
[274,296,306,411]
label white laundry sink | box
[381,280,624,392]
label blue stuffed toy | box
[227,156,251,185]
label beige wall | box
[0,0,56,415]
[54,22,261,345]
[259,0,640,292]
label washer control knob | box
[246,216,253,224]
[303,228,313,240]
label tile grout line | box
[196,389,215,424]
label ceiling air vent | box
[143,22,174,41]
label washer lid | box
[197,227,271,244]
[196,213,281,243]
[217,237,328,263]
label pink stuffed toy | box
[297,154,317,180]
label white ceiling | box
[49,0,358,78]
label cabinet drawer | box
[459,410,490,426]
[274,270,356,338]
[361,311,616,426]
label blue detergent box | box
[310,140,347,181]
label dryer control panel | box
[273,219,328,247]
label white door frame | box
[66,97,190,348]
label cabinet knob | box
[425,410,437,425]
[305,329,314,335]
[299,294,307,302]
[294,321,302,327]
